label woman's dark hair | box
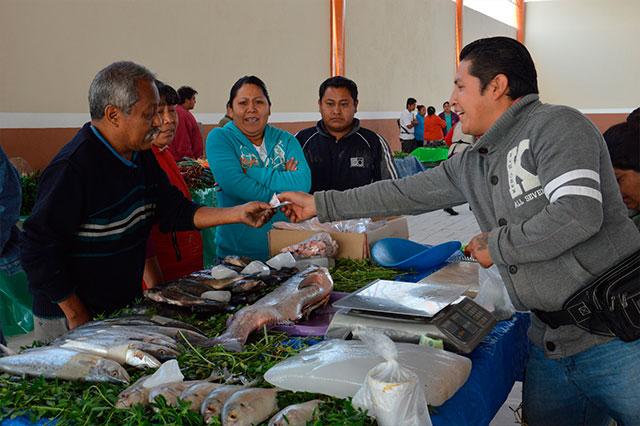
[460,36,538,99]
[318,76,358,102]
[427,106,436,115]
[227,76,271,108]
[155,80,179,106]
[604,122,640,171]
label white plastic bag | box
[351,330,431,426]
[475,265,516,321]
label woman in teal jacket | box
[207,76,311,260]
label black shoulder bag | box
[534,248,640,342]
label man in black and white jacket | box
[296,76,398,193]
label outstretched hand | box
[464,232,494,268]
[277,192,317,223]
[236,201,275,228]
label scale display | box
[332,279,467,318]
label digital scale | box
[325,278,496,354]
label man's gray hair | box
[88,61,156,119]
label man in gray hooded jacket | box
[279,37,640,425]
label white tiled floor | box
[407,205,523,426]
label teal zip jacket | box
[207,122,311,260]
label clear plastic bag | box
[351,329,431,426]
[272,218,384,234]
[475,265,516,321]
[280,232,338,259]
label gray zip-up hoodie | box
[315,94,640,358]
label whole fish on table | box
[76,315,205,334]
[53,336,179,361]
[221,387,279,426]
[61,326,178,349]
[268,399,323,426]
[200,384,247,424]
[180,381,225,412]
[57,340,160,369]
[202,266,333,352]
[0,347,129,383]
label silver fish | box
[59,340,160,369]
[203,266,333,351]
[63,326,178,348]
[221,388,279,426]
[268,399,322,426]
[76,315,205,334]
[0,347,129,383]
[179,382,223,412]
[200,384,246,424]
[53,336,179,361]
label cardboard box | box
[268,217,409,259]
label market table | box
[398,261,530,426]
[431,312,529,425]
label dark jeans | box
[400,139,419,153]
[523,338,640,425]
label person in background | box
[414,105,426,148]
[279,37,640,426]
[21,62,274,342]
[206,76,311,261]
[217,104,233,128]
[603,108,640,230]
[423,106,446,146]
[169,86,203,161]
[399,97,418,153]
[296,76,398,193]
[0,146,23,345]
[438,100,460,135]
[143,81,204,288]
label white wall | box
[0,0,329,115]
[525,0,640,109]
[463,5,517,47]
[346,0,457,112]
[0,0,531,123]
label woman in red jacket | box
[423,106,447,147]
[143,81,204,287]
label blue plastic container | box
[370,238,462,271]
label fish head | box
[201,395,226,424]
[93,358,130,384]
[125,349,161,369]
[115,387,147,409]
[222,401,253,426]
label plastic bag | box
[475,265,516,321]
[351,329,431,426]
[280,232,338,259]
[272,218,384,234]
[264,336,471,406]
[0,270,33,336]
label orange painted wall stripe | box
[516,0,525,43]
[330,0,345,76]
[455,0,463,66]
